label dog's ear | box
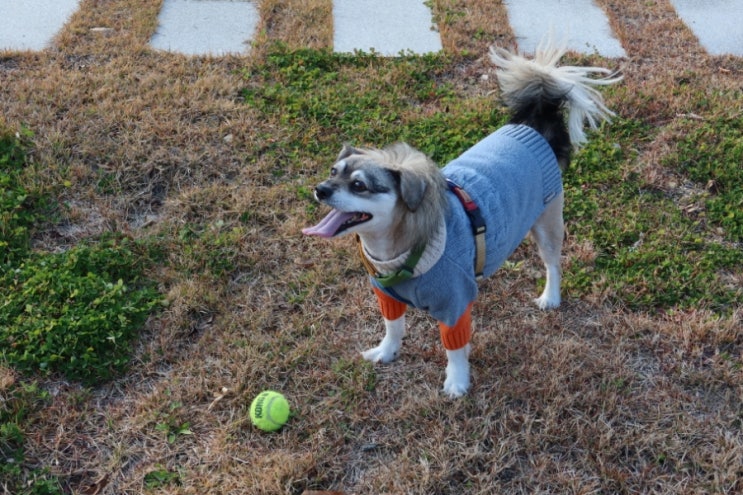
[394,169,428,212]
[337,144,360,160]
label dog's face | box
[302,145,428,239]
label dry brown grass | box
[431,0,515,54]
[1,1,741,494]
[595,0,739,120]
[256,0,333,52]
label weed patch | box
[155,401,194,444]
[666,115,743,241]
[0,126,48,269]
[241,45,505,164]
[1,126,163,384]
[1,236,162,383]
[563,120,743,312]
[0,377,63,495]
[144,466,182,490]
[173,222,247,278]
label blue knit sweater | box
[370,124,562,327]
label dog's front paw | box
[443,373,470,398]
[443,346,471,397]
[361,342,399,363]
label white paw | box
[534,293,560,310]
[443,373,470,398]
[361,342,399,363]
[443,346,471,397]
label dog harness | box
[357,180,487,286]
[363,124,562,350]
[446,179,487,280]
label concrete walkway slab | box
[670,0,743,56]
[0,1,80,51]
[333,0,442,55]
[3,0,742,59]
[150,0,259,56]
[504,0,626,57]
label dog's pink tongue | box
[302,209,354,238]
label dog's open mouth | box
[302,209,372,238]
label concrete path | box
[670,0,743,56]
[0,1,80,51]
[149,0,259,56]
[503,0,626,57]
[2,0,743,57]
[333,0,442,56]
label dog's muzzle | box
[314,183,334,201]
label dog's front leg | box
[444,345,471,397]
[440,304,473,397]
[361,314,405,363]
[362,286,407,363]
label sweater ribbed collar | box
[360,220,447,279]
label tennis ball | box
[249,390,290,432]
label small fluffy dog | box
[303,40,621,397]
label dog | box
[302,40,621,397]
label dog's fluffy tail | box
[489,38,622,150]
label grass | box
[1,234,162,383]
[0,0,741,493]
[0,126,44,268]
[668,116,743,241]
[241,46,504,161]
[562,119,743,312]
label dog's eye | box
[351,180,368,192]
[330,167,338,177]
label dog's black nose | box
[315,183,334,201]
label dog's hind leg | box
[531,192,564,309]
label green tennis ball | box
[249,390,290,432]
